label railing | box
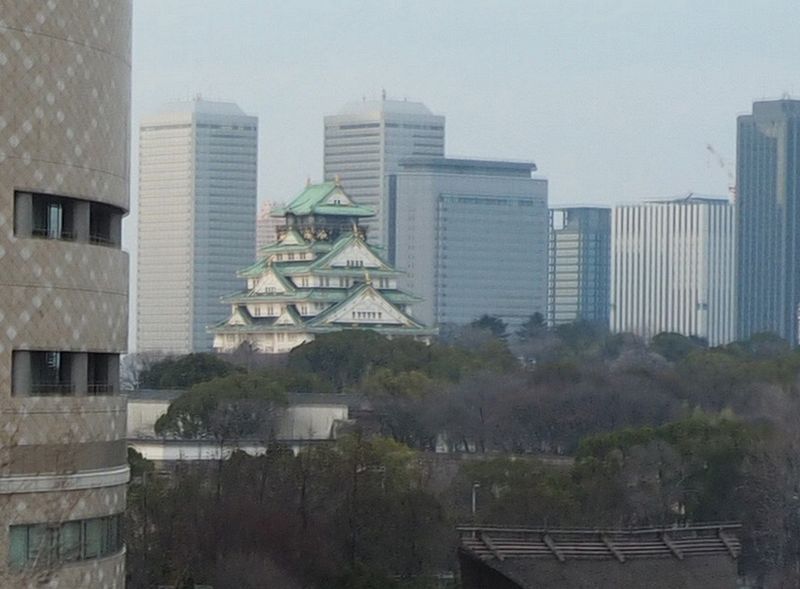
[31,382,75,395]
[88,383,114,395]
[89,233,118,247]
[32,227,76,241]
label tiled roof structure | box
[211,182,436,353]
[458,523,742,589]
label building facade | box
[256,200,284,254]
[324,97,445,248]
[390,158,549,329]
[736,99,800,344]
[0,2,131,586]
[212,181,436,354]
[137,99,258,353]
[548,207,611,326]
[611,195,735,346]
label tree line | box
[126,319,800,587]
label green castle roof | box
[274,181,374,217]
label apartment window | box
[15,191,122,248]
[89,202,121,247]
[9,515,123,570]
[31,351,73,395]
[87,353,116,395]
[13,351,118,396]
[32,195,74,240]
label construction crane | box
[706,144,736,202]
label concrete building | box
[138,99,258,354]
[324,96,445,248]
[256,201,284,254]
[548,207,612,326]
[390,157,549,329]
[736,99,800,344]
[611,195,735,345]
[0,2,131,586]
[212,181,436,354]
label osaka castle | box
[211,180,437,353]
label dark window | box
[32,195,74,240]
[30,352,74,395]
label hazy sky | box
[130,0,799,208]
[125,0,799,345]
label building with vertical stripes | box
[736,99,800,344]
[610,194,735,346]
[548,207,611,326]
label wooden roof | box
[458,523,742,563]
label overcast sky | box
[125,0,800,345]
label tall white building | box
[324,97,445,248]
[138,99,258,353]
[611,194,735,346]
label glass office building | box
[548,207,611,326]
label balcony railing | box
[31,382,75,395]
[89,233,117,247]
[32,227,76,241]
[88,383,114,395]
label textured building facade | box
[548,207,611,326]
[0,2,131,586]
[611,195,735,345]
[324,97,445,248]
[736,99,800,344]
[390,158,549,329]
[138,99,258,353]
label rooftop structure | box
[459,523,741,589]
[212,181,436,354]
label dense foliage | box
[128,322,800,587]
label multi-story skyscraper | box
[324,96,445,248]
[736,99,800,344]
[548,207,611,326]
[390,157,549,329]
[0,2,130,586]
[611,195,735,346]
[138,99,258,353]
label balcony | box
[12,351,120,397]
[15,191,123,249]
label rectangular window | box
[31,195,74,240]
[60,521,81,562]
[9,515,122,569]
[83,519,102,559]
[9,526,28,569]
[30,351,74,395]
